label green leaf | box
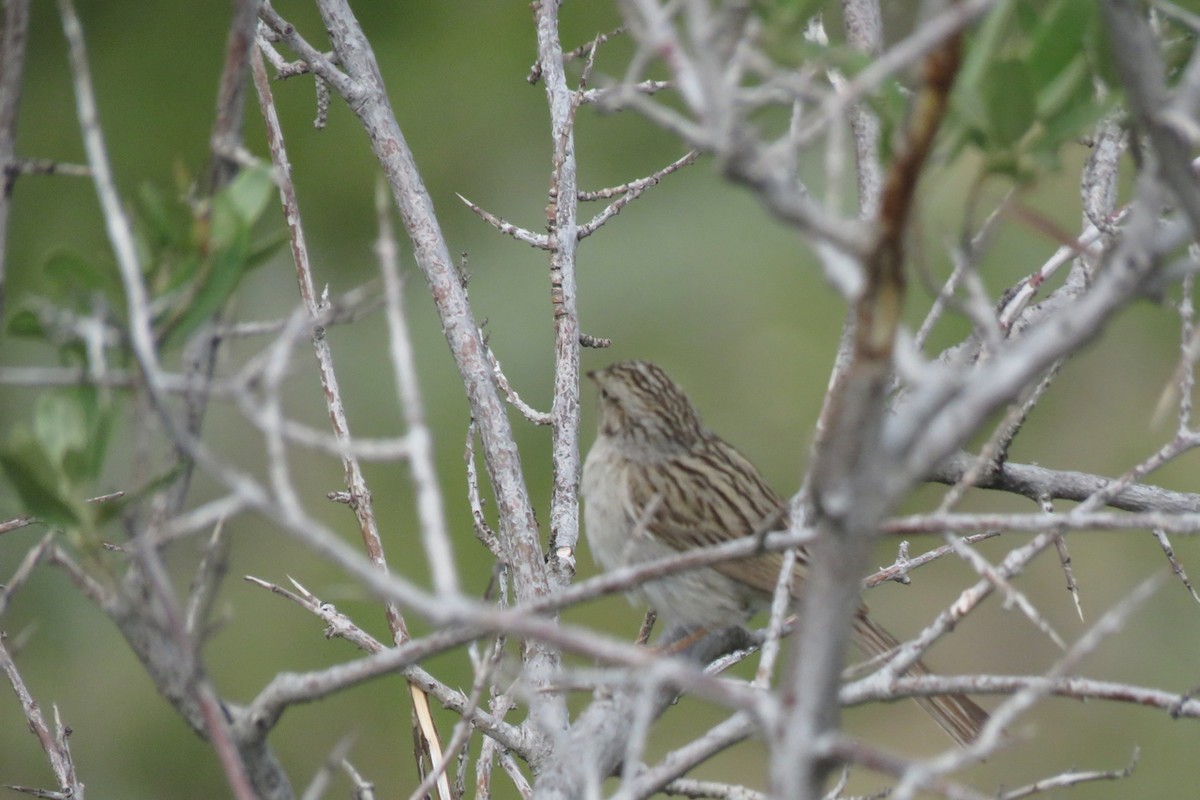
[953,3,1018,140]
[21,388,113,484]
[7,306,45,338]
[137,181,189,251]
[63,387,112,482]
[0,427,84,529]
[224,164,276,226]
[158,199,252,346]
[951,0,1112,178]
[209,189,252,254]
[1034,54,1090,120]
[133,168,282,349]
[34,391,89,470]
[1089,12,1122,89]
[159,251,204,296]
[1027,1,1094,85]
[42,248,123,306]
[982,60,1036,149]
[958,2,1016,95]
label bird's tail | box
[852,613,989,747]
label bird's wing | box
[625,440,799,596]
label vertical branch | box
[0,636,83,797]
[124,535,259,800]
[250,46,403,641]
[776,12,963,797]
[375,183,456,800]
[251,43,451,800]
[264,0,565,761]
[287,0,551,607]
[376,180,458,597]
[171,0,264,517]
[58,0,164,401]
[857,16,960,365]
[1100,0,1200,236]
[533,0,582,591]
[204,0,261,192]
[55,8,295,795]
[840,0,884,217]
[0,0,30,315]
[809,0,884,452]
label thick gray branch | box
[928,453,1200,513]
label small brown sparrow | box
[581,360,988,746]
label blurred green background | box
[1,2,1198,798]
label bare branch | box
[482,339,553,425]
[242,575,531,756]
[1101,0,1200,236]
[533,2,587,641]
[0,0,31,314]
[257,3,357,98]
[0,638,84,797]
[890,574,1166,797]
[577,150,700,238]
[998,750,1138,800]
[204,0,261,191]
[280,3,552,626]
[376,180,458,597]
[929,452,1200,513]
[456,192,550,249]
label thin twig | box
[0,0,31,315]
[1152,527,1200,603]
[998,749,1139,800]
[482,338,553,425]
[0,491,124,537]
[252,40,449,799]
[1041,495,1084,623]
[376,179,458,597]
[577,151,700,239]
[299,734,356,800]
[0,638,84,797]
[465,420,501,556]
[456,192,550,249]
[892,574,1166,798]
